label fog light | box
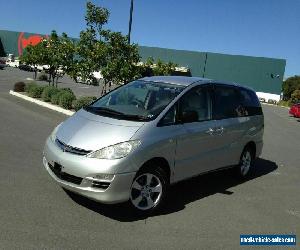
[94,174,114,181]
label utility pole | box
[128,0,134,44]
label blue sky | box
[1,0,299,77]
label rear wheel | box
[236,147,254,178]
[130,167,168,213]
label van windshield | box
[85,80,185,121]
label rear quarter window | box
[239,88,262,116]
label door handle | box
[215,127,224,134]
[205,128,214,135]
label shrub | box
[282,76,300,100]
[59,91,76,109]
[60,88,74,94]
[73,96,97,111]
[51,90,66,105]
[25,82,37,93]
[38,73,48,81]
[41,86,59,102]
[278,100,292,107]
[28,85,46,98]
[291,89,300,104]
[13,82,26,92]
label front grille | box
[48,163,83,185]
[55,139,91,156]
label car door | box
[212,84,247,168]
[174,84,221,182]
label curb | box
[261,103,289,109]
[9,90,75,116]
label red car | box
[294,106,300,118]
[289,103,300,117]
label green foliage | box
[51,92,63,105]
[139,57,178,77]
[38,73,48,81]
[25,82,38,92]
[101,32,141,87]
[73,96,97,111]
[60,88,74,94]
[28,85,46,98]
[13,82,26,92]
[50,88,75,108]
[277,100,292,107]
[58,91,76,109]
[20,44,42,79]
[291,89,300,104]
[85,1,109,35]
[41,86,60,102]
[51,89,71,105]
[282,76,300,100]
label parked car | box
[289,103,300,117]
[76,71,103,85]
[43,76,264,213]
[6,59,20,68]
[0,59,7,69]
[267,99,277,105]
[293,106,300,118]
[18,64,34,71]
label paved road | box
[0,70,299,249]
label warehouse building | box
[0,29,286,98]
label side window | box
[239,89,262,116]
[213,85,241,119]
[179,86,212,122]
[159,105,176,126]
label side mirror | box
[181,110,198,123]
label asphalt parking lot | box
[0,68,299,249]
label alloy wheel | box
[240,150,252,176]
[130,173,163,211]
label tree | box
[100,31,140,94]
[20,43,43,79]
[291,89,300,104]
[75,2,110,84]
[21,30,77,87]
[282,76,300,100]
[58,33,77,83]
[77,2,141,94]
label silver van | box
[43,76,264,212]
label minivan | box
[43,76,264,213]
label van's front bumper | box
[43,137,136,204]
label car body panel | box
[56,109,144,151]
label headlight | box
[50,123,62,142]
[87,140,141,159]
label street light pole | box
[128,0,134,44]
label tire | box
[129,166,168,213]
[236,147,254,178]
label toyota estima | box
[43,76,264,213]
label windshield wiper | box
[85,106,124,116]
[85,106,151,121]
[120,114,151,121]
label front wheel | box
[130,167,168,213]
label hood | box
[56,109,144,151]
